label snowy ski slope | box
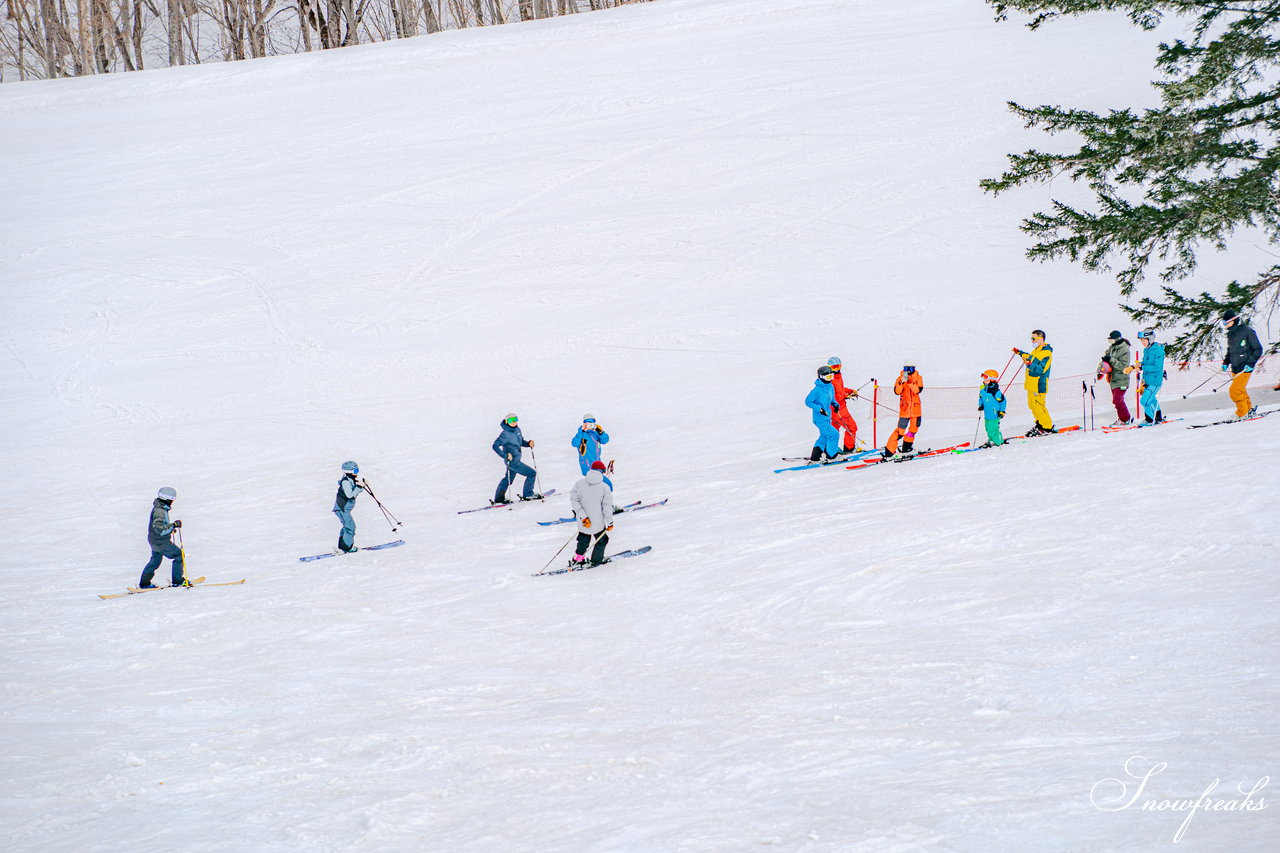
[2,0,1278,850]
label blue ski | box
[537,498,668,526]
[299,540,405,562]
[774,449,880,473]
[458,488,557,515]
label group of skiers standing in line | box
[803,313,1266,462]
[134,314,1268,586]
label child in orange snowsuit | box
[883,366,923,457]
[826,356,859,452]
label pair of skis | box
[532,546,653,577]
[1187,408,1275,429]
[457,489,558,515]
[298,539,406,563]
[773,449,881,473]
[844,443,971,470]
[99,576,246,600]
[1101,418,1183,433]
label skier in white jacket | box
[569,460,615,567]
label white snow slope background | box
[2,0,1279,850]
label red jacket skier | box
[826,356,859,452]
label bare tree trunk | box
[485,0,502,25]
[420,0,439,33]
[469,0,480,26]
[323,0,338,47]
[296,0,313,50]
[39,0,61,77]
[131,0,144,68]
[167,0,184,64]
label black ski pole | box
[1089,384,1096,431]
[360,480,401,533]
[1081,381,1087,430]
[529,446,545,497]
[362,480,401,524]
[539,532,578,573]
[1181,369,1221,399]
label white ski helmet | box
[157,487,177,502]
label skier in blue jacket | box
[333,460,364,553]
[977,369,1007,448]
[493,413,540,505]
[805,366,841,461]
[1131,329,1166,423]
[570,414,613,489]
[139,486,186,588]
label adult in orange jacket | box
[826,356,859,453]
[883,365,923,458]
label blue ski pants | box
[140,541,184,587]
[811,411,840,457]
[334,507,356,552]
[1140,384,1163,421]
[497,460,537,501]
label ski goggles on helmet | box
[504,416,518,425]
[903,366,916,374]
[583,418,596,425]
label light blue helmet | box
[827,356,842,367]
[341,461,359,474]
[157,487,177,502]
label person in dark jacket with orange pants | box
[1221,310,1263,417]
[882,365,923,459]
[826,356,860,452]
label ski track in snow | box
[3,0,1279,851]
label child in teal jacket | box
[978,370,1007,448]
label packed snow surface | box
[2,0,1278,850]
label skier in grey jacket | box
[333,460,364,553]
[569,461,615,567]
[139,487,185,588]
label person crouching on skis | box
[977,370,1007,448]
[569,460,615,568]
[826,356,860,453]
[804,365,842,462]
[883,364,923,459]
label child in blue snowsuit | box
[977,371,1007,448]
[1134,329,1166,423]
[493,413,539,504]
[805,366,841,461]
[333,460,364,553]
[570,414,613,489]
